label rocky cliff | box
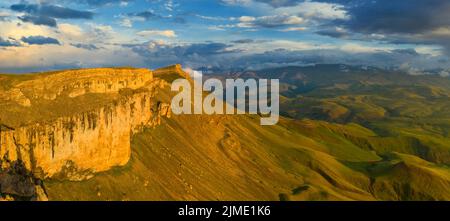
[0,68,172,187]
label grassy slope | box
[44,113,450,201]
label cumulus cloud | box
[274,1,348,20]
[223,0,349,21]
[0,17,143,73]
[222,1,347,32]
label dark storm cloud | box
[331,0,450,34]
[308,0,450,55]
[21,36,60,45]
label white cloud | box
[58,23,84,40]
[265,40,334,51]
[0,20,54,39]
[119,18,132,28]
[236,14,304,28]
[196,14,228,21]
[239,16,256,22]
[282,27,307,32]
[429,27,450,37]
[0,19,144,72]
[0,44,144,72]
[340,43,390,53]
[0,10,11,18]
[221,0,252,5]
[275,2,349,20]
[415,46,443,57]
[207,26,227,31]
[137,29,177,38]
[224,0,348,21]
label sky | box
[1,0,450,74]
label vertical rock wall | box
[0,80,171,181]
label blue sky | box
[1,0,450,74]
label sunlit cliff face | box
[0,68,171,181]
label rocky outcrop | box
[0,161,47,201]
[0,69,171,182]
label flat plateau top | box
[0,65,184,128]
